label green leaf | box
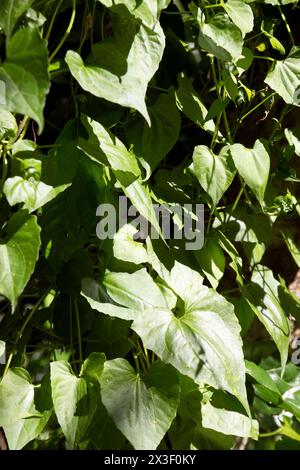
[125,93,181,173]
[201,401,259,439]
[50,361,97,449]
[3,176,70,213]
[83,268,249,410]
[78,114,141,187]
[204,98,230,123]
[122,179,162,236]
[145,239,204,303]
[66,13,165,125]
[282,230,300,267]
[281,386,300,421]
[0,27,50,133]
[236,47,254,75]
[265,47,300,106]
[230,139,270,205]
[0,340,5,361]
[0,368,51,450]
[223,0,254,36]
[217,230,244,285]
[0,109,18,141]
[191,145,236,208]
[197,11,243,62]
[103,268,170,312]
[248,265,290,370]
[100,359,180,449]
[269,37,285,55]
[260,0,298,5]
[96,0,171,27]
[0,0,34,39]
[195,235,225,289]
[113,224,149,264]
[245,360,281,404]
[222,69,238,101]
[175,74,216,134]
[0,212,41,312]
[284,128,300,157]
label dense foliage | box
[0,0,300,451]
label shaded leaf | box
[192,145,236,208]
[0,212,40,312]
[265,47,300,106]
[66,14,165,125]
[100,359,180,449]
[0,27,50,132]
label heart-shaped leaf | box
[192,145,236,208]
[230,139,270,205]
[0,27,50,133]
[100,359,180,449]
[0,212,41,312]
[265,47,300,106]
[66,13,165,125]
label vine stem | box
[253,56,274,62]
[173,0,185,13]
[278,5,295,46]
[74,300,83,366]
[237,92,276,126]
[45,0,63,41]
[0,149,8,190]
[49,0,76,62]
[2,289,50,379]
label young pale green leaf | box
[265,47,300,106]
[50,361,97,449]
[248,265,290,370]
[175,74,216,134]
[0,0,34,39]
[230,140,270,205]
[113,224,149,265]
[66,14,165,125]
[0,368,51,450]
[201,401,259,439]
[197,12,243,62]
[78,114,141,187]
[192,145,236,208]
[0,109,18,140]
[0,212,41,312]
[0,27,50,133]
[3,177,70,213]
[125,93,181,173]
[223,0,254,36]
[100,359,180,450]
